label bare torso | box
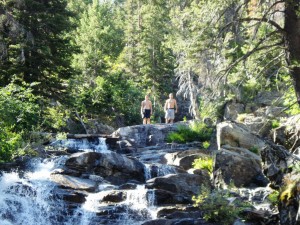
[142,100,152,109]
[166,99,176,108]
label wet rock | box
[142,218,211,225]
[157,206,202,219]
[101,191,126,203]
[118,183,138,190]
[112,123,186,147]
[164,149,210,170]
[55,189,86,203]
[50,174,97,192]
[65,151,145,185]
[153,189,192,205]
[146,173,211,196]
[141,219,169,225]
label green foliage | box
[193,157,213,173]
[267,190,279,206]
[282,76,300,115]
[0,83,41,161]
[202,141,210,149]
[271,119,280,129]
[193,188,251,225]
[42,105,70,132]
[279,174,300,207]
[70,71,141,126]
[236,113,248,123]
[0,125,23,162]
[289,162,300,173]
[249,146,259,155]
[166,121,213,143]
[0,83,40,132]
[0,0,75,100]
[120,0,175,95]
[199,98,224,122]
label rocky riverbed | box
[1,116,300,225]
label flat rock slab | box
[50,174,97,192]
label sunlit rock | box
[50,174,97,192]
[65,151,145,184]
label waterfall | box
[0,138,162,225]
[51,137,109,152]
[0,157,68,225]
[66,185,157,225]
[144,163,178,180]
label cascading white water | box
[0,157,68,225]
[0,137,180,225]
[66,185,157,225]
[51,137,109,152]
[121,185,157,224]
[144,163,177,180]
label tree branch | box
[216,31,283,83]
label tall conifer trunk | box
[285,0,300,105]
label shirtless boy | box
[141,95,153,124]
[164,93,178,124]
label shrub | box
[249,146,259,154]
[0,125,23,162]
[193,188,251,225]
[202,141,210,149]
[268,190,279,206]
[193,157,213,173]
[166,122,213,143]
[271,119,280,129]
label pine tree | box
[121,0,175,96]
[0,0,75,100]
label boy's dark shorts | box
[143,109,151,119]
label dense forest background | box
[1,0,300,161]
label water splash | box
[51,137,108,153]
[67,185,157,225]
[144,163,177,180]
[119,185,157,225]
[0,158,67,225]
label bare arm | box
[175,100,178,113]
[141,101,144,114]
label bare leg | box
[143,118,147,124]
[165,118,169,124]
[169,119,174,124]
[147,118,151,124]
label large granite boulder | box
[254,91,283,106]
[265,106,287,118]
[213,145,268,188]
[242,115,272,137]
[224,102,245,121]
[164,149,210,170]
[65,151,145,184]
[146,173,211,197]
[217,121,266,151]
[272,114,300,150]
[111,123,185,148]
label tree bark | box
[285,0,300,105]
